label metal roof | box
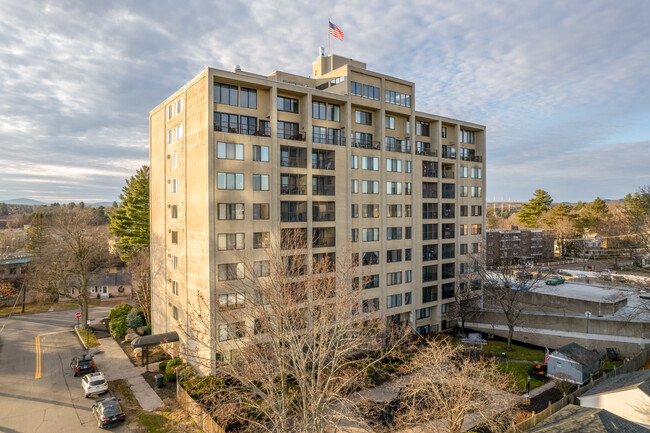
[131,331,179,348]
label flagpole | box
[327,19,331,55]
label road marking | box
[35,335,41,379]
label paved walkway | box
[529,381,555,398]
[90,326,163,411]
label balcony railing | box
[351,139,381,150]
[312,132,345,146]
[312,161,335,170]
[442,172,454,179]
[278,131,306,141]
[442,151,456,159]
[386,142,411,153]
[312,188,335,196]
[312,213,335,222]
[416,149,437,157]
[460,155,483,162]
[214,121,270,136]
[281,185,307,195]
[281,212,307,222]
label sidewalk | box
[90,326,163,411]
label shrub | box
[165,358,184,382]
[184,376,225,400]
[178,364,197,383]
[109,303,132,321]
[159,360,169,371]
[126,309,146,329]
[167,358,183,369]
[142,323,151,335]
[109,315,128,339]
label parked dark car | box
[70,354,96,377]
[92,397,125,428]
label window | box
[460,205,468,217]
[471,186,483,197]
[362,228,379,242]
[423,223,438,240]
[441,126,447,138]
[422,161,438,178]
[217,233,244,250]
[239,115,257,135]
[387,227,402,240]
[386,182,402,195]
[351,155,358,169]
[405,160,412,173]
[328,104,340,121]
[406,183,412,196]
[277,121,300,140]
[312,202,335,221]
[253,174,269,191]
[362,251,379,266]
[217,172,244,190]
[218,203,244,220]
[351,228,359,243]
[351,204,359,218]
[171,255,178,269]
[416,325,430,335]
[171,153,178,168]
[460,224,468,236]
[387,204,402,218]
[405,270,412,283]
[253,232,269,249]
[312,175,335,195]
[351,179,359,193]
[259,120,270,136]
[416,307,430,320]
[422,285,437,303]
[442,183,455,199]
[405,226,412,239]
[277,96,299,113]
[281,146,306,167]
[170,204,178,219]
[253,203,270,220]
[171,280,179,295]
[460,166,468,178]
[423,203,438,219]
[471,224,482,235]
[471,205,482,216]
[423,265,437,282]
[362,156,379,170]
[385,90,411,107]
[253,145,269,162]
[171,178,178,194]
[354,132,373,147]
[218,322,245,341]
[460,244,468,255]
[460,186,468,197]
[461,129,475,144]
[312,101,326,119]
[240,87,257,109]
[416,121,430,137]
[442,282,455,298]
[355,110,372,125]
[214,83,238,106]
[385,116,395,129]
[254,261,270,277]
[407,205,413,217]
[218,293,245,310]
[386,249,402,263]
[217,142,244,160]
[471,242,481,253]
[442,203,455,219]
[213,112,237,133]
[460,263,468,274]
[423,182,437,199]
[218,263,244,281]
[386,159,402,172]
[423,244,438,261]
[442,243,455,259]
[441,303,449,314]
[362,180,379,194]
[363,204,379,218]
[442,223,455,239]
[387,294,402,308]
[351,82,380,100]
[405,292,412,305]
[171,231,178,244]
[386,272,402,286]
[362,298,380,312]
[172,306,179,321]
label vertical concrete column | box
[270,86,279,237]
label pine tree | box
[109,166,150,262]
[518,189,553,228]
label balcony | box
[214,121,269,136]
[278,131,306,141]
[312,132,345,146]
[442,171,454,179]
[281,185,307,195]
[441,150,456,159]
[386,141,410,153]
[460,154,483,162]
[416,149,437,157]
[351,139,381,150]
[281,212,307,222]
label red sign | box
[75,312,81,319]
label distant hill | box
[87,201,116,208]
[1,198,47,205]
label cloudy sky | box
[1,0,648,204]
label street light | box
[585,311,592,334]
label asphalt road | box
[0,306,133,433]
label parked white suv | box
[81,372,108,398]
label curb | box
[74,325,89,350]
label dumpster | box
[155,373,164,388]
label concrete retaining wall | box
[484,290,627,315]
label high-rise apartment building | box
[150,53,486,371]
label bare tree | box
[30,209,112,328]
[390,337,518,433]
[179,229,410,433]
[128,250,151,325]
[449,269,482,337]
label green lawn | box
[483,340,545,363]
[76,327,99,348]
[600,360,624,372]
[498,362,544,391]
[51,299,101,311]
[0,302,52,316]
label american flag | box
[544,346,550,364]
[329,21,344,40]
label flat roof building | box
[149,53,486,372]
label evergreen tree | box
[109,166,150,262]
[518,189,553,228]
[0,203,8,216]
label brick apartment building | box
[485,227,554,265]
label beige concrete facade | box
[150,54,486,371]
